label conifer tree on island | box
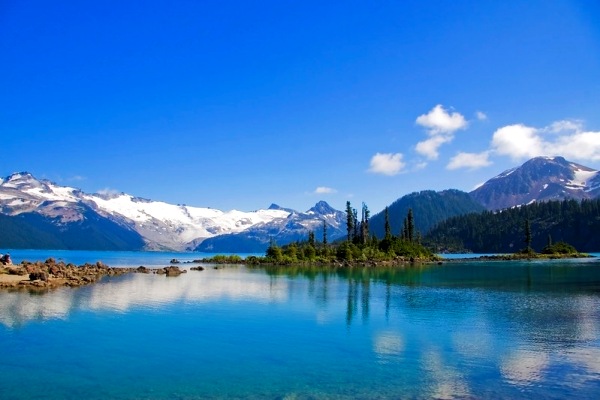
[384,206,392,240]
[259,201,435,265]
[346,201,354,242]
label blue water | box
[1,251,600,399]
[1,249,262,267]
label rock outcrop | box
[0,258,188,290]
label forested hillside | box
[369,190,485,238]
[0,209,146,250]
[425,199,600,253]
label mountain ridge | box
[3,155,600,252]
[470,156,600,210]
[0,172,341,251]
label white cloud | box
[415,135,453,160]
[416,104,468,134]
[314,186,337,194]
[553,131,600,160]
[415,105,468,160]
[67,175,86,182]
[413,161,428,171]
[447,151,492,170]
[491,124,543,159]
[368,152,406,176]
[545,119,583,134]
[491,122,600,161]
[476,111,488,121]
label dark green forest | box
[425,199,600,253]
[369,190,484,238]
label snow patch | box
[83,193,291,243]
[493,168,517,180]
[571,168,598,190]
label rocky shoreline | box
[0,258,188,290]
[2,252,594,291]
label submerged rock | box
[164,266,185,276]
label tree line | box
[262,201,434,264]
[425,198,600,253]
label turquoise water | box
[1,252,600,398]
[1,249,262,267]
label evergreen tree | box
[407,208,415,243]
[384,206,392,240]
[308,231,315,247]
[322,220,328,245]
[524,217,532,252]
[346,201,354,242]
[425,198,600,253]
[361,203,370,245]
[266,238,283,262]
[352,208,359,243]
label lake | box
[1,251,600,399]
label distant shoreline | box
[2,252,595,291]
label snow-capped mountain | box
[0,172,333,251]
[470,156,600,210]
[195,201,346,253]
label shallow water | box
[1,249,260,267]
[1,254,600,399]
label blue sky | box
[2,1,600,214]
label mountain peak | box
[471,156,600,210]
[1,172,47,191]
[6,171,36,182]
[268,203,295,213]
[308,200,336,215]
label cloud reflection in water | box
[0,268,287,327]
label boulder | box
[165,266,183,276]
[29,271,49,281]
[8,267,27,276]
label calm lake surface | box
[1,251,600,399]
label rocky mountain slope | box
[0,173,340,251]
[195,201,346,253]
[470,156,600,210]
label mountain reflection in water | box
[1,260,599,399]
